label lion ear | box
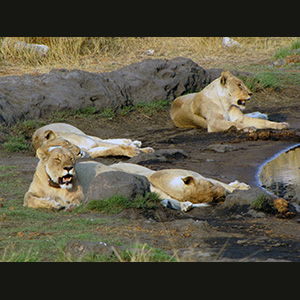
[36,148,48,161]
[44,130,56,141]
[182,176,195,185]
[220,71,232,85]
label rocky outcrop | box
[0,56,251,126]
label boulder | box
[0,57,253,126]
[85,171,150,204]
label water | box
[259,144,300,199]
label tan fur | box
[24,147,84,210]
[170,71,290,132]
[32,123,154,158]
[76,161,250,205]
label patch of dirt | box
[2,86,300,261]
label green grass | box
[78,192,162,214]
[0,165,170,261]
[3,136,31,152]
[274,38,300,59]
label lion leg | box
[207,179,250,193]
[150,185,209,212]
[88,144,140,158]
[242,116,289,130]
[139,147,155,153]
[207,118,243,133]
[24,192,63,210]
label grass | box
[0,164,171,261]
[0,100,171,153]
[274,38,300,59]
[1,37,299,76]
[79,192,162,214]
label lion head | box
[36,146,78,190]
[33,130,85,158]
[220,71,252,111]
[148,169,226,204]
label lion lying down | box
[32,123,154,158]
[170,71,290,133]
[24,145,249,212]
[24,146,250,211]
[76,161,250,212]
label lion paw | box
[50,200,64,211]
[228,180,250,190]
[141,147,155,153]
[274,122,290,130]
[242,126,257,133]
[64,204,79,212]
[132,140,142,147]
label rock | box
[64,240,123,260]
[221,187,275,214]
[222,37,240,48]
[127,149,187,165]
[205,144,238,153]
[269,58,286,67]
[0,56,253,126]
[2,38,49,56]
[85,171,150,204]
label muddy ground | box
[1,85,300,261]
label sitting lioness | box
[24,146,84,210]
[32,123,154,158]
[170,71,290,132]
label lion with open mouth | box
[170,71,290,133]
[24,146,84,211]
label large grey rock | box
[0,57,204,126]
[85,171,150,203]
[0,57,252,126]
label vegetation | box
[1,37,300,261]
[0,164,172,262]
[79,192,162,214]
[0,37,299,75]
[274,38,300,59]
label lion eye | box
[238,83,242,88]
[54,158,61,163]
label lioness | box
[76,161,250,212]
[32,123,154,158]
[170,71,290,132]
[24,146,84,210]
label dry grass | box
[0,37,298,76]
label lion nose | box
[64,166,73,172]
[248,92,253,96]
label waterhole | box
[259,144,300,200]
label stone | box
[64,240,123,260]
[0,57,253,126]
[2,38,49,56]
[222,37,240,48]
[85,171,150,204]
[127,149,187,165]
[221,187,275,213]
[205,144,238,153]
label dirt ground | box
[1,83,300,261]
